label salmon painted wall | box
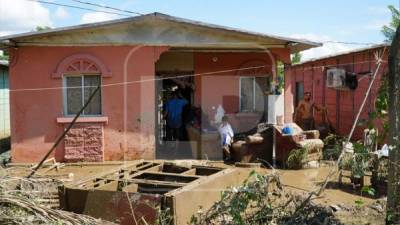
[285,47,388,140]
[9,46,168,163]
[193,49,290,133]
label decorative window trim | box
[52,53,111,78]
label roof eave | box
[292,43,390,65]
[0,12,321,52]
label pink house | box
[0,13,319,163]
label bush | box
[323,134,345,160]
[287,148,307,169]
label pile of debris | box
[0,167,116,225]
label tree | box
[382,5,400,42]
[35,26,51,32]
[387,22,400,225]
[291,52,302,64]
[372,5,400,142]
[0,51,8,61]
[274,53,302,94]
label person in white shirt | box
[218,115,234,161]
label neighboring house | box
[0,60,10,151]
[0,13,319,163]
[285,44,390,140]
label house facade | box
[285,44,389,140]
[0,13,319,163]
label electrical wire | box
[25,0,132,17]
[285,59,387,72]
[70,0,144,16]
[21,0,387,47]
[10,65,269,92]
[8,59,386,92]
[322,41,383,46]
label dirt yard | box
[2,160,386,225]
[278,166,385,225]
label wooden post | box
[387,24,400,225]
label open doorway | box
[155,52,195,159]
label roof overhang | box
[0,13,321,53]
[292,43,391,66]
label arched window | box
[52,53,111,78]
[53,54,111,116]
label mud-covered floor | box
[4,160,386,225]
[278,167,385,225]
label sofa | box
[231,123,323,167]
[274,123,324,166]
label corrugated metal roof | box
[0,12,321,52]
[292,43,390,66]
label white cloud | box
[0,0,52,36]
[80,12,118,24]
[54,7,69,20]
[290,33,359,62]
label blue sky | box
[0,0,397,60]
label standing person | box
[218,115,234,161]
[293,92,323,130]
[164,90,188,143]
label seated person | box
[218,115,234,161]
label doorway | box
[155,52,195,159]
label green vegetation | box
[277,61,285,92]
[381,5,400,42]
[323,133,345,160]
[291,52,302,64]
[189,170,340,225]
[0,54,8,61]
[287,147,307,169]
[35,26,52,31]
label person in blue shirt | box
[164,90,188,142]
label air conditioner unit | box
[326,68,346,89]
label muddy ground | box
[4,160,386,225]
[277,167,385,225]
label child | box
[218,115,234,161]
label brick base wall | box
[64,123,103,162]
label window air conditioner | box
[326,68,347,89]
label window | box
[64,75,102,115]
[240,76,270,112]
[295,81,304,107]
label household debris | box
[0,175,116,225]
[0,161,388,225]
[59,160,250,225]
